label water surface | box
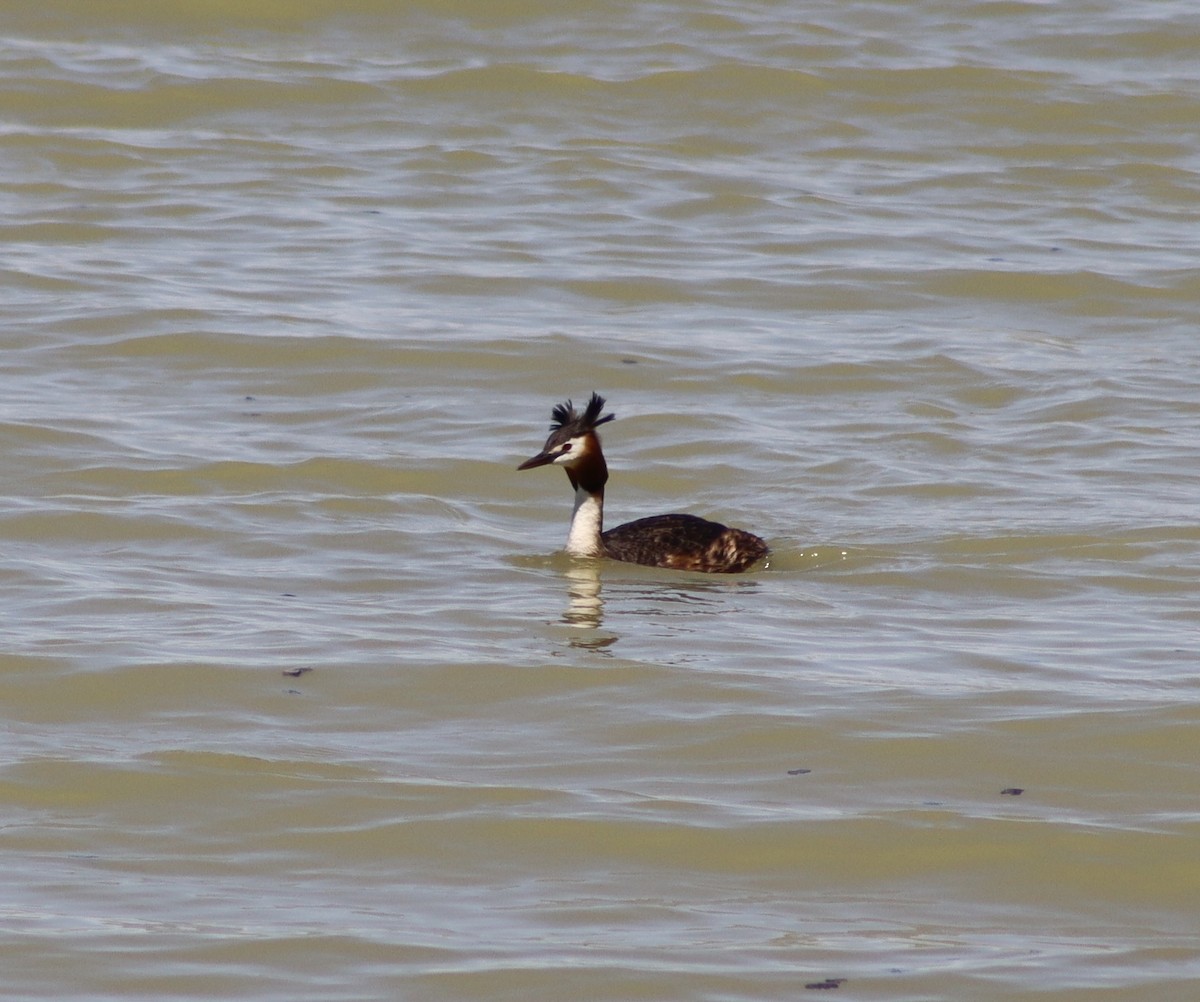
[3,1,1199,999]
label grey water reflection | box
[559,558,771,654]
[562,563,610,647]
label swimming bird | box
[517,393,768,573]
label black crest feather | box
[549,392,615,433]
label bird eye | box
[560,443,572,453]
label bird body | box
[517,393,768,574]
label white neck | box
[565,487,605,557]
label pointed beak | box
[517,450,554,471]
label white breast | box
[565,488,604,557]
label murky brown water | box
[3,2,1199,999]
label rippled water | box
[3,1,1199,999]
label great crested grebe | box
[517,392,769,573]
